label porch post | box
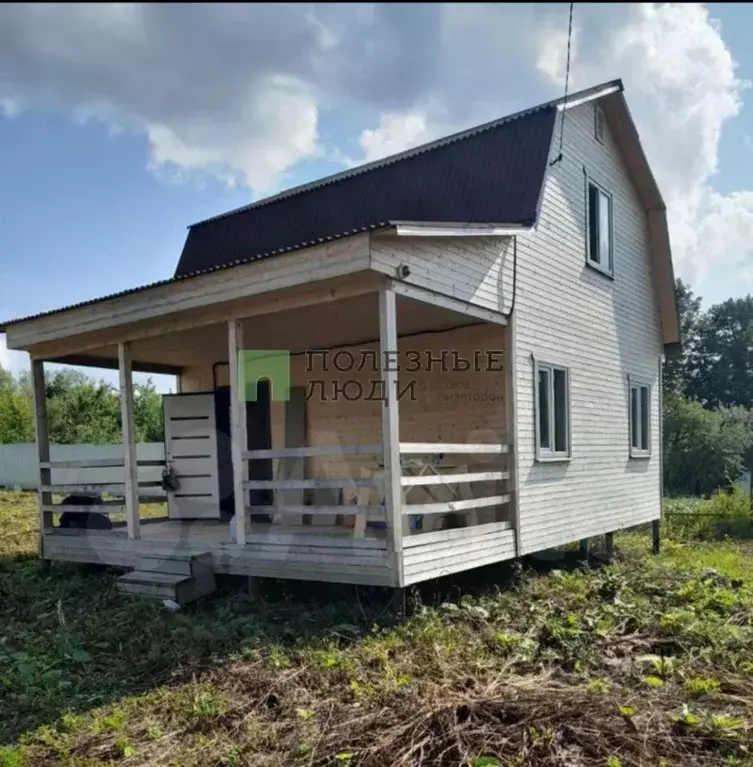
[503,314,521,556]
[118,342,140,539]
[379,285,404,587]
[228,319,248,545]
[31,358,52,555]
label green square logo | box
[239,350,291,402]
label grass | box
[3,490,753,766]
[664,489,753,540]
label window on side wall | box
[629,377,651,457]
[587,180,613,277]
[594,105,605,143]
[535,360,570,461]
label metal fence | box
[0,443,166,495]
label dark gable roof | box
[1,80,628,329]
[174,104,559,277]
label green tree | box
[43,369,121,444]
[663,278,703,398]
[689,296,753,408]
[0,365,34,443]
[133,379,164,442]
[663,394,753,496]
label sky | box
[1,2,753,391]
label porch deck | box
[42,517,515,587]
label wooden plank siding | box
[510,101,663,555]
[370,233,512,314]
[402,522,516,584]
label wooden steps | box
[117,552,216,604]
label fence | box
[0,443,166,495]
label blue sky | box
[1,3,753,390]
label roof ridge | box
[190,78,622,229]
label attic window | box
[587,180,613,276]
[594,106,605,144]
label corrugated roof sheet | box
[175,105,557,277]
[1,80,623,329]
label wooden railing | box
[242,445,386,522]
[40,458,167,516]
[238,442,510,536]
[398,443,511,526]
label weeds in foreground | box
[3,490,753,765]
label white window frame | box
[628,376,651,458]
[594,105,605,144]
[534,360,571,462]
[586,177,614,278]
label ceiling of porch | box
[48,292,486,375]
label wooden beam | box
[119,342,140,539]
[244,478,381,491]
[40,459,125,469]
[652,519,661,555]
[42,505,125,514]
[243,444,382,460]
[379,285,404,586]
[246,506,385,517]
[400,471,509,487]
[229,319,248,545]
[504,314,521,557]
[17,256,376,357]
[403,494,511,516]
[31,359,52,551]
[41,483,126,494]
[399,442,509,455]
[389,280,508,327]
[47,354,182,376]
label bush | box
[664,487,753,540]
[663,395,753,497]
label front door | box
[163,393,221,519]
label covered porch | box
[11,257,516,589]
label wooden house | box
[0,79,679,601]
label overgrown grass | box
[3,489,753,766]
[664,487,753,541]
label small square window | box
[587,180,613,276]
[535,360,570,461]
[594,105,605,143]
[629,377,651,457]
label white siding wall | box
[511,102,663,555]
[370,234,512,313]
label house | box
[0,79,679,602]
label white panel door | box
[163,393,221,519]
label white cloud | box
[0,4,339,195]
[359,111,432,163]
[0,335,28,376]
[0,2,751,301]
[145,75,320,193]
[0,97,19,118]
[356,98,454,164]
[535,3,749,300]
